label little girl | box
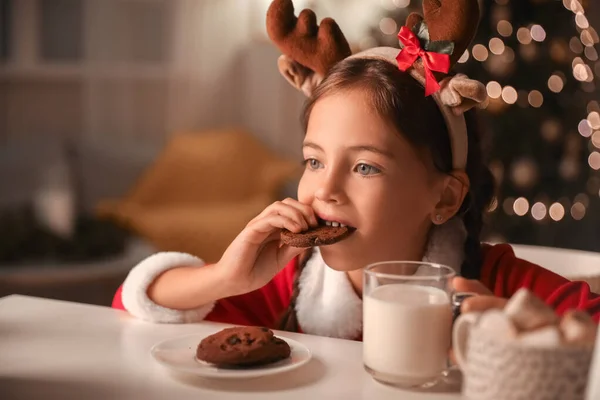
[112,0,600,336]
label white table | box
[0,295,461,400]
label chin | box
[318,243,366,272]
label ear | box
[277,55,324,97]
[431,171,470,224]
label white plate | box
[150,332,312,379]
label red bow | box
[396,26,450,96]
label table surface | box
[0,295,462,400]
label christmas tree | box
[370,0,600,252]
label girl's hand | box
[449,277,508,365]
[453,277,508,313]
[217,198,318,295]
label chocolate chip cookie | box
[196,326,291,367]
[280,225,355,248]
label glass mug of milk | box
[363,261,455,388]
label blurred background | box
[0,0,599,306]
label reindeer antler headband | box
[266,0,488,171]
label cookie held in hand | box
[280,225,355,248]
[196,326,291,367]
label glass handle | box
[451,292,477,323]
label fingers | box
[461,295,508,314]
[250,214,305,235]
[278,243,309,264]
[453,277,493,296]
[281,198,318,227]
[251,198,317,231]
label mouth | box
[315,215,357,239]
[318,218,350,228]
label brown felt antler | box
[266,0,351,76]
[266,0,351,96]
[405,0,480,67]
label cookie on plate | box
[196,326,291,367]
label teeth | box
[322,220,347,227]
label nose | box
[314,169,346,204]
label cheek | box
[296,172,312,204]
[358,175,435,228]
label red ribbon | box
[396,26,450,96]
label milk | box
[363,284,452,384]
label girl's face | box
[298,89,447,272]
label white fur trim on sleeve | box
[121,252,215,323]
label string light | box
[531,25,547,42]
[591,131,600,148]
[379,18,397,35]
[472,44,489,61]
[588,101,600,114]
[497,20,513,37]
[569,37,584,53]
[578,119,592,137]
[513,197,529,216]
[573,63,592,82]
[584,46,598,61]
[588,112,600,129]
[588,152,600,170]
[575,13,589,29]
[564,0,584,14]
[581,30,594,47]
[548,74,565,93]
[531,202,547,221]
[549,203,565,221]
[486,81,502,98]
[587,27,600,44]
[392,0,410,7]
[501,86,518,104]
[571,202,586,220]
[458,50,470,64]
[489,38,505,55]
[517,28,532,44]
[572,56,585,68]
[489,197,499,212]
[528,90,544,108]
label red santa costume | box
[111,217,600,339]
[112,0,600,334]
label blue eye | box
[305,158,323,170]
[355,163,381,176]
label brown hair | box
[278,57,495,332]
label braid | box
[278,248,314,332]
[459,110,496,279]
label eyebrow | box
[303,141,394,159]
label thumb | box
[278,243,309,266]
[453,277,493,296]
